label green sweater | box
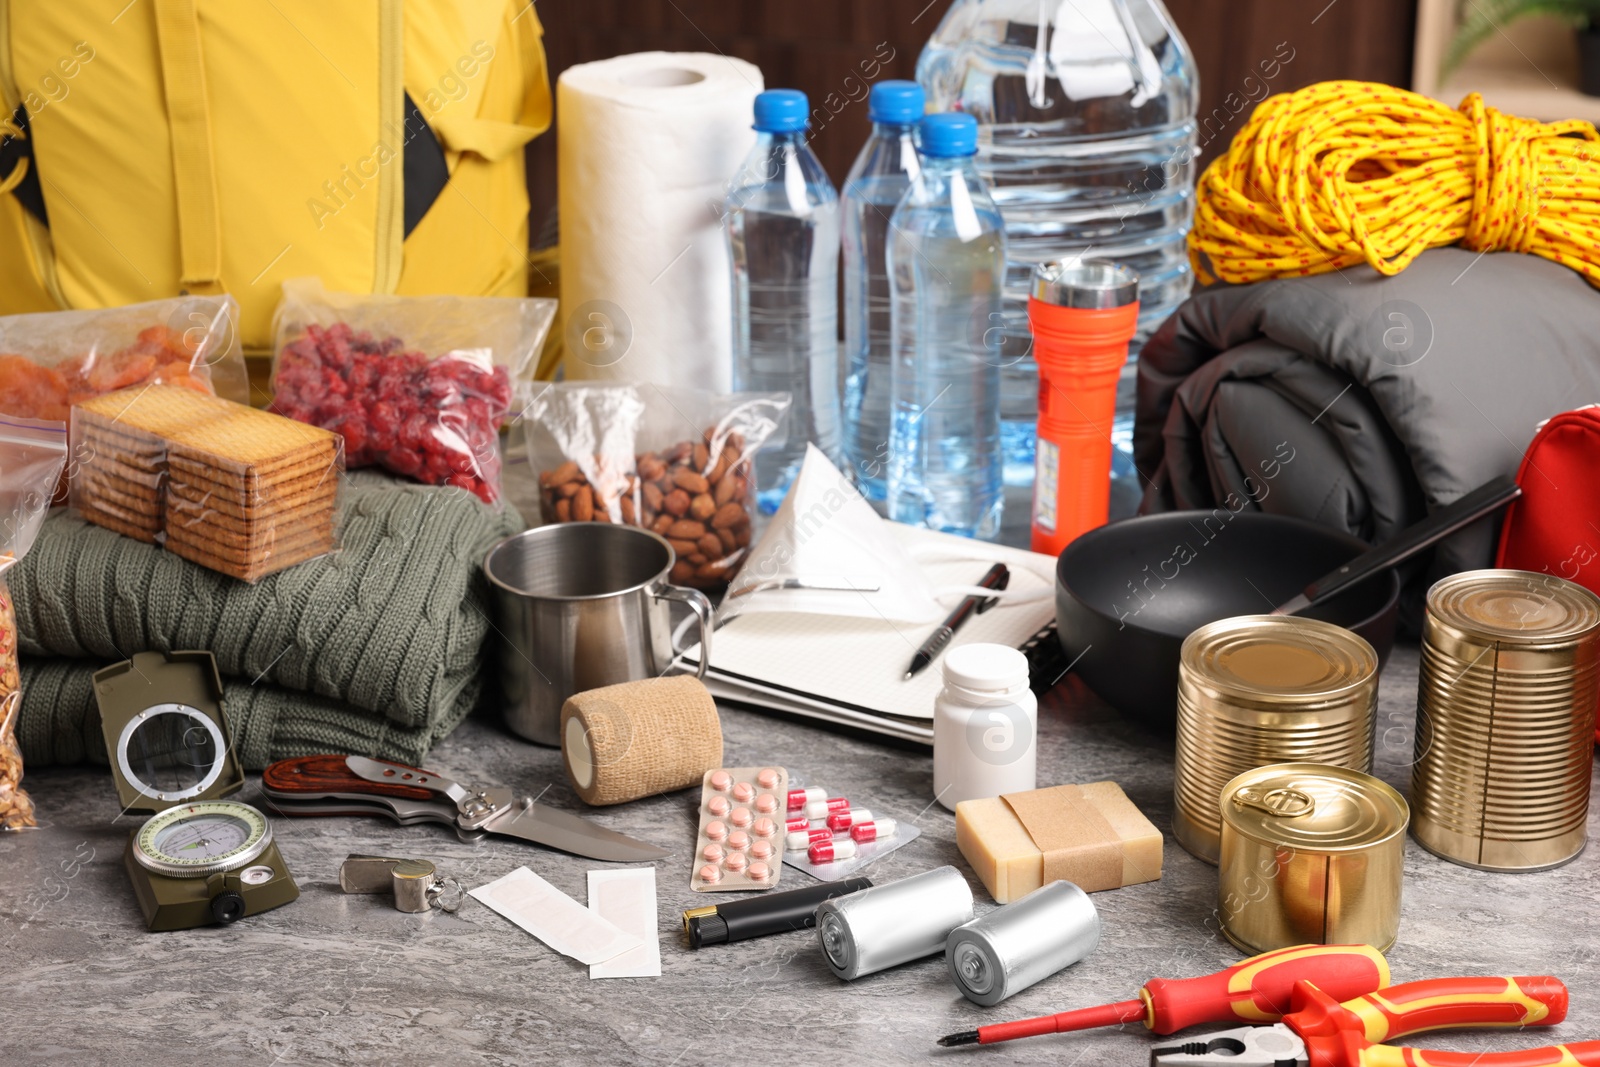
[12,471,522,769]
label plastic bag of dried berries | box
[0,416,71,830]
[524,384,789,590]
[269,278,556,506]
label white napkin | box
[723,445,1049,625]
[725,445,949,624]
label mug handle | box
[651,581,713,679]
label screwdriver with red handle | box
[936,944,1389,1048]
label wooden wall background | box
[523,0,1417,236]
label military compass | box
[95,651,299,931]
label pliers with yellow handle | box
[1150,975,1600,1066]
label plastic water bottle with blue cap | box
[841,79,924,507]
[724,88,841,514]
[887,111,1007,541]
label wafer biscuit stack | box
[73,386,342,582]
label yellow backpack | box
[0,0,551,355]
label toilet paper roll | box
[560,675,724,806]
[557,52,763,392]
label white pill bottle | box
[932,643,1038,811]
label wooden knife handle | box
[261,755,438,802]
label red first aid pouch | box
[1495,405,1600,742]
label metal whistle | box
[339,854,462,914]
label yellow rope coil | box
[1189,80,1600,289]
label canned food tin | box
[1218,762,1408,953]
[1412,569,1600,872]
[1174,615,1379,864]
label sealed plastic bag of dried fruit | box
[269,278,555,506]
[0,296,249,422]
[0,417,69,830]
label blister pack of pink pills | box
[690,767,790,892]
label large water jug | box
[917,0,1199,504]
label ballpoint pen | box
[904,563,1009,679]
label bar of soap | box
[956,781,1163,903]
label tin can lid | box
[1221,762,1408,852]
[1180,615,1377,704]
[1427,569,1600,643]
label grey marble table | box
[5,645,1600,1067]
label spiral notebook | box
[678,526,1063,745]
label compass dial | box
[132,801,272,877]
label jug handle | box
[652,581,713,678]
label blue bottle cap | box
[869,80,924,125]
[918,112,979,158]
[753,89,809,133]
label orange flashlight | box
[1026,260,1140,558]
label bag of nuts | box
[0,416,72,830]
[525,385,789,590]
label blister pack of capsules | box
[780,785,921,882]
[690,767,789,892]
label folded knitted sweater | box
[12,471,522,768]
[16,660,468,770]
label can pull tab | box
[1231,786,1316,818]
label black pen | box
[903,563,1010,679]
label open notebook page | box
[680,525,1057,720]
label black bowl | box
[1055,511,1400,727]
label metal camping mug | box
[484,523,714,746]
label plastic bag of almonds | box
[0,416,72,830]
[525,385,789,590]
